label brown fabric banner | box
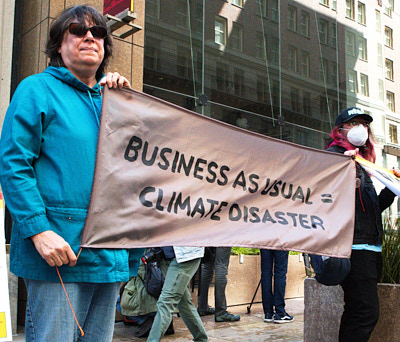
[81,88,356,258]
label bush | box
[231,247,259,255]
[381,219,400,284]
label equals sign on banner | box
[321,194,333,203]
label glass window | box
[319,19,329,44]
[215,17,227,46]
[385,26,393,48]
[270,37,279,64]
[375,10,381,32]
[216,62,229,91]
[303,92,311,115]
[257,75,268,102]
[377,43,383,67]
[331,22,337,46]
[288,46,298,72]
[346,31,357,56]
[144,39,160,71]
[300,11,310,37]
[389,124,398,144]
[176,47,192,79]
[291,87,300,112]
[176,0,188,28]
[358,2,366,25]
[378,79,384,101]
[346,0,355,19]
[348,69,358,93]
[288,5,297,32]
[256,0,268,17]
[232,0,243,7]
[331,62,337,85]
[360,73,369,96]
[146,0,159,19]
[320,58,328,81]
[233,68,244,96]
[271,0,279,22]
[385,59,394,80]
[332,0,337,11]
[384,0,393,17]
[231,23,243,51]
[358,37,367,60]
[300,51,310,77]
[255,32,266,59]
[387,91,395,112]
[320,0,329,6]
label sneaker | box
[197,307,215,316]
[263,312,274,323]
[215,311,241,322]
[274,313,294,324]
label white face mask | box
[346,124,369,146]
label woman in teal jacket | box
[0,5,143,341]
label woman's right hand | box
[344,148,359,158]
[31,230,77,267]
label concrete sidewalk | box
[113,298,304,342]
[11,298,304,341]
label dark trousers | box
[339,250,382,342]
[198,247,231,317]
[260,249,289,316]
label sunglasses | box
[68,22,107,39]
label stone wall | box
[304,278,400,342]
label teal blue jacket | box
[0,66,144,282]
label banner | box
[356,155,400,197]
[81,88,356,258]
[0,194,12,341]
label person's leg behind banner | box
[260,249,274,322]
[339,250,381,342]
[272,250,293,323]
[197,256,215,316]
[214,247,240,322]
[147,258,208,342]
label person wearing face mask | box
[326,107,399,342]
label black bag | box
[309,255,351,286]
[143,261,165,299]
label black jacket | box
[326,145,395,245]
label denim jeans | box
[24,279,120,342]
[147,258,208,342]
[198,247,231,317]
[260,249,289,316]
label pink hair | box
[328,126,376,163]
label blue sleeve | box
[0,76,51,238]
[128,248,145,277]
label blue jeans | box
[260,249,289,316]
[24,279,120,342]
[147,258,208,342]
[198,247,231,317]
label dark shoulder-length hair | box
[45,5,112,81]
[327,124,376,163]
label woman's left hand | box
[99,72,131,89]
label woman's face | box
[340,118,370,139]
[58,20,105,81]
